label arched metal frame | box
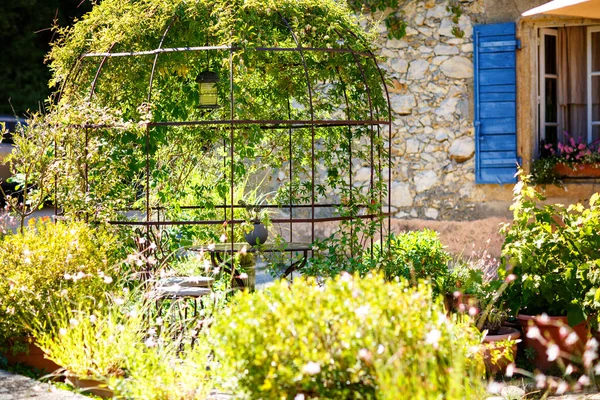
[64,13,393,266]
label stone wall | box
[362,0,486,220]
[352,0,552,221]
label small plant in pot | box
[475,291,521,375]
[441,262,483,313]
[499,172,600,370]
[239,198,271,246]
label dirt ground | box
[391,217,511,260]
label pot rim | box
[483,326,521,343]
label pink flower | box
[579,143,586,150]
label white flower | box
[69,318,79,327]
[239,273,248,279]
[89,315,97,323]
[114,297,125,306]
[294,395,305,400]
[59,328,67,336]
[355,305,370,319]
[358,348,372,363]
[565,364,574,375]
[219,234,227,243]
[103,276,113,284]
[556,381,569,395]
[535,373,547,388]
[302,361,321,375]
[546,344,560,362]
[578,374,591,386]
[539,313,550,323]
[505,363,515,378]
[377,344,385,354]
[565,332,579,346]
[486,381,504,394]
[425,329,442,349]
[145,337,157,348]
[207,243,216,251]
[526,326,541,340]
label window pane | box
[545,78,558,123]
[545,34,557,75]
[545,125,558,144]
[592,31,600,73]
[593,125,600,142]
[593,76,600,122]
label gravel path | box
[0,370,86,400]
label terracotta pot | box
[2,340,60,373]
[518,314,589,371]
[482,327,521,375]
[65,375,114,398]
[553,163,600,178]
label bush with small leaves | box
[0,220,120,349]
[211,273,485,399]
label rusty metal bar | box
[343,27,393,253]
[229,46,235,286]
[89,42,116,99]
[108,213,390,226]
[278,12,316,246]
[82,45,372,58]
[147,17,177,104]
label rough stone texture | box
[0,370,87,399]
[448,136,475,162]
[373,0,487,220]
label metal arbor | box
[56,11,393,272]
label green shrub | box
[366,230,450,294]
[211,274,485,399]
[0,220,120,348]
[500,174,600,325]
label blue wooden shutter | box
[474,22,520,184]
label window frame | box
[539,28,559,149]
[587,26,600,143]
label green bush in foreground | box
[211,274,484,399]
[0,220,119,348]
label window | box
[538,25,600,154]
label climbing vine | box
[346,0,407,39]
[23,0,391,271]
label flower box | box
[553,162,600,178]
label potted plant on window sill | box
[532,133,600,184]
[499,172,600,370]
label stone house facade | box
[366,0,600,220]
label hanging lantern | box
[196,71,219,109]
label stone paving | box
[0,370,86,399]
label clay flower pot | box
[518,314,589,371]
[553,162,600,178]
[2,340,60,373]
[482,327,521,374]
[244,222,268,246]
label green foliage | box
[41,0,390,270]
[0,220,120,346]
[442,262,484,295]
[33,300,144,379]
[531,156,562,186]
[370,230,450,294]
[346,0,406,39]
[499,172,600,326]
[211,274,485,399]
[446,3,464,38]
